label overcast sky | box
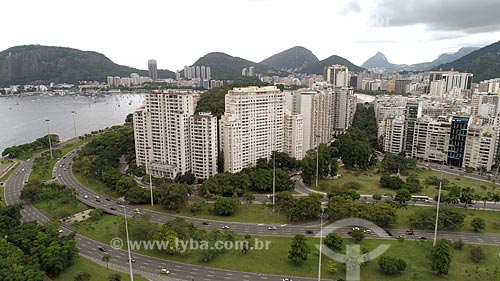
[3,0,499,71]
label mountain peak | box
[361,51,392,69]
[260,46,319,70]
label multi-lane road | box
[5,146,500,281]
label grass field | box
[0,160,18,182]
[54,255,148,281]
[29,139,87,181]
[73,214,500,280]
[142,202,291,224]
[392,205,500,234]
[73,170,123,198]
[315,167,498,199]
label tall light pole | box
[71,111,77,138]
[318,207,327,281]
[433,148,448,246]
[121,205,134,281]
[315,135,320,189]
[45,119,53,160]
[145,147,153,207]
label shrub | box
[343,181,362,190]
[469,246,485,263]
[378,256,407,274]
[324,232,343,252]
[453,239,465,250]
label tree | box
[329,189,360,201]
[471,218,485,232]
[324,232,343,252]
[327,196,397,226]
[409,207,465,230]
[288,234,310,265]
[403,173,423,193]
[189,198,206,214]
[469,246,485,263]
[244,192,255,204]
[379,174,404,190]
[453,239,465,250]
[460,187,480,209]
[200,172,250,197]
[377,256,407,274]
[350,228,365,243]
[102,254,111,271]
[287,195,321,222]
[430,239,453,275]
[213,197,239,216]
[394,189,412,208]
[74,271,91,281]
[372,193,382,202]
[300,144,338,184]
[155,183,190,210]
[124,185,148,204]
[108,273,122,281]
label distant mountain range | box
[362,47,480,72]
[260,46,319,71]
[191,52,280,79]
[435,40,500,82]
[2,42,498,86]
[0,45,174,86]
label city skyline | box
[2,0,499,71]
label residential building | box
[148,59,158,80]
[403,100,422,155]
[463,124,496,171]
[324,65,349,87]
[284,112,304,160]
[447,116,470,167]
[220,86,292,173]
[133,90,217,179]
[383,115,405,154]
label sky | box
[3,0,500,71]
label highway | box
[5,146,500,281]
[4,149,321,280]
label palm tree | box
[492,193,500,206]
[102,254,112,271]
[74,271,91,281]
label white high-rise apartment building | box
[220,86,302,172]
[383,115,405,154]
[206,66,211,80]
[189,112,218,178]
[324,64,350,87]
[284,112,304,160]
[133,90,218,179]
[463,124,496,171]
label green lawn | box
[0,161,18,182]
[73,170,123,198]
[33,195,88,220]
[29,140,87,181]
[142,202,290,224]
[392,205,500,234]
[315,167,498,199]
[73,214,500,280]
[54,255,148,281]
[0,186,4,207]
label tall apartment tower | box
[148,59,158,80]
[189,112,218,178]
[206,66,211,80]
[447,116,470,167]
[324,65,350,87]
[403,100,422,155]
[220,86,302,172]
[331,87,356,136]
[133,90,218,179]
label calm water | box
[0,93,144,153]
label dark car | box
[110,207,117,211]
[419,236,427,240]
[385,230,393,237]
[202,222,209,226]
[105,197,111,201]
[98,246,106,252]
[305,230,314,234]
[406,229,415,235]
[128,258,136,263]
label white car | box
[84,195,89,199]
[58,229,63,233]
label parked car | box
[98,246,106,252]
[305,230,314,234]
[160,268,170,274]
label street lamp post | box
[318,207,327,281]
[433,148,449,246]
[45,119,53,160]
[121,206,134,281]
[71,111,77,138]
[315,135,320,189]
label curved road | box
[4,150,320,280]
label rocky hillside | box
[0,45,174,85]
